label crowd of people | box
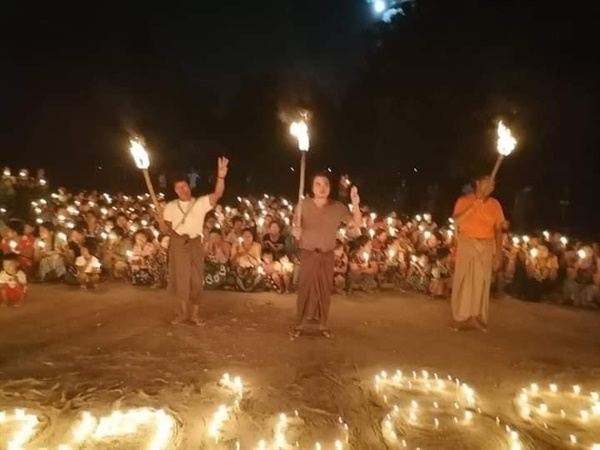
[0,167,598,310]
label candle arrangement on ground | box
[0,409,42,450]
[59,407,177,450]
[514,382,600,449]
[374,369,534,450]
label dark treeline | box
[1,2,598,236]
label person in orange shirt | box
[450,174,505,331]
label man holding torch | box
[159,158,229,326]
[450,174,505,332]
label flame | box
[289,121,310,152]
[496,121,517,156]
[129,138,150,169]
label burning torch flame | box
[290,121,310,152]
[497,121,517,157]
[129,138,150,169]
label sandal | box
[170,316,186,326]
[190,318,206,327]
[320,329,334,339]
[289,329,303,341]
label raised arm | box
[349,186,362,230]
[209,157,229,207]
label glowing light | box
[130,138,150,169]
[497,121,517,156]
[290,121,310,152]
[0,409,40,450]
[373,0,386,13]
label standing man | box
[451,174,505,332]
[160,157,229,326]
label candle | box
[362,252,370,264]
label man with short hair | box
[451,174,505,332]
[160,157,229,325]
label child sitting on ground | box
[75,238,102,289]
[429,247,452,298]
[0,253,28,307]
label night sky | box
[1,1,598,234]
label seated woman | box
[348,235,379,292]
[129,229,156,286]
[406,252,431,293]
[204,228,230,290]
[523,243,559,302]
[149,234,169,288]
[102,226,133,279]
[374,236,405,290]
[34,222,70,282]
[429,247,453,298]
[262,220,287,260]
[261,249,293,293]
[230,227,263,292]
[75,238,102,289]
[0,219,35,278]
[564,245,598,308]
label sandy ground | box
[0,285,599,449]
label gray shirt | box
[299,198,352,252]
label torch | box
[289,120,310,227]
[491,121,517,179]
[129,138,160,211]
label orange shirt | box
[453,194,505,240]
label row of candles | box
[516,382,600,449]
[375,369,528,450]
[375,369,600,450]
[1,373,598,449]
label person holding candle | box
[230,228,263,292]
[450,174,505,331]
[0,253,28,307]
[75,238,102,289]
[290,173,362,339]
[35,222,70,282]
[348,235,379,293]
[203,228,230,290]
[159,157,229,326]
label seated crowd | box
[0,168,598,310]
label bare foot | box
[472,318,488,333]
[289,329,303,341]
[190,317,206,327]
[170,316,186,326]
[320,329,334,339]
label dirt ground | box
[0,285,599,449]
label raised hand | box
[350,185,360,206]
[217,157,229,179]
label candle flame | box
[497,121,517,156]
[290,121,310,152]
[130,138,150,169]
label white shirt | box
[0,270,27,287]
[163,195,213,238]
[75,256,101,273]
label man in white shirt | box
[160,157,229,326]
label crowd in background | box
[0,168,598,309]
